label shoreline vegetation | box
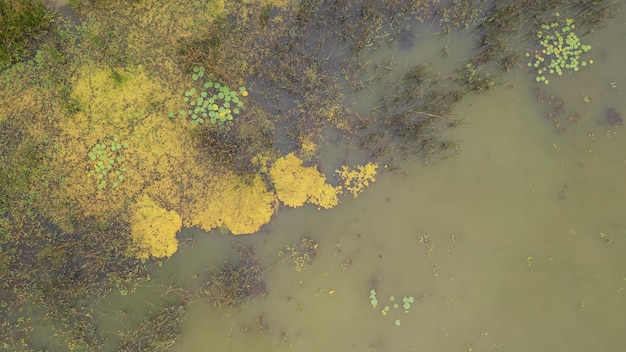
[0,0,617,349]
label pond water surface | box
[82,6,626,352]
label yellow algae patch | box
[0,81,60,140]
[130,194,182,259]
[220,175,278,234]
[336,162,378,198]
[52,63,185,220]
[186,170,277,235]
[269,153,339,209]
[68,64,164,139]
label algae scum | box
[0,0,624,350]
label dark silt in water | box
[397,30,416,51]
[606,108,622,126]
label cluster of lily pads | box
[88,136,128,190]
[369,289,379,307]
[172,66,248,126]
[527,13,592,85]
[369,289,415,327]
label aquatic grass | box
[116,303,186,352]
[0,0,53,69]
[527,13,592,85]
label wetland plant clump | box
[174,66,248,126]
[204,245,267,310]
[198,105,276,175]
[527,13,592,84]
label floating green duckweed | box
[402,295,415,312]
[369,289,378,308]
[176,66,249,126]
[369,288,415,326]
[88,136,128,190]
[527,13,592,85]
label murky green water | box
[68,5,626,352]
